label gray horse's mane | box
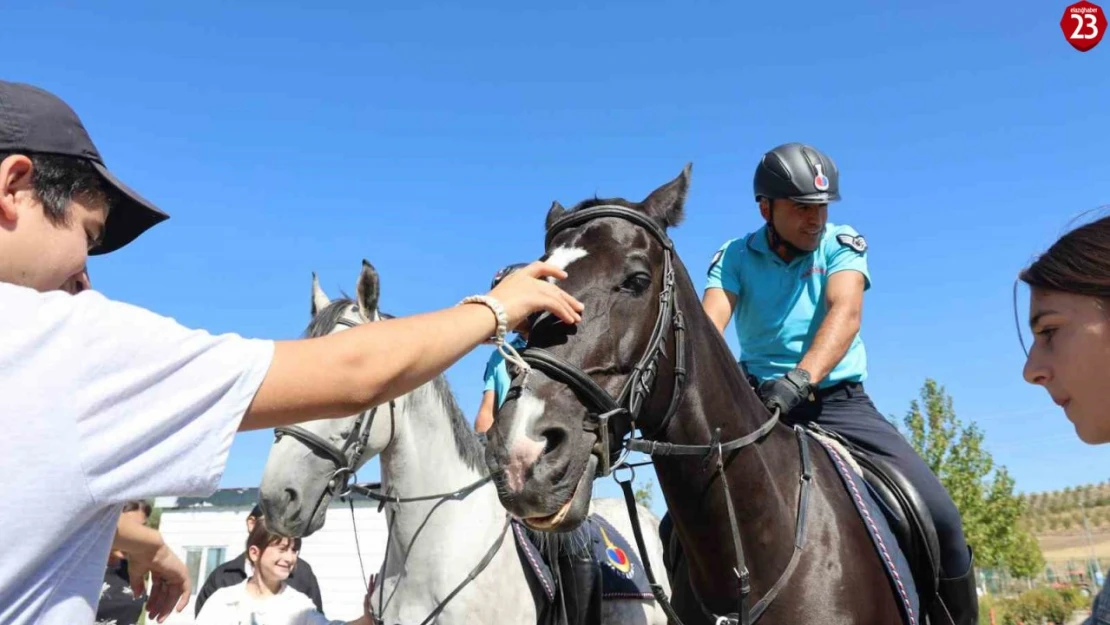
[303,298,486,473]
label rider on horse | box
[699,142,978,624]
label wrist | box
[459,295,507,345]
[786,368,814,394]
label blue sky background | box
[7,0,1107,516]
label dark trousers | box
[788,382,971,577]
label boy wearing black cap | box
[0,80,583,625]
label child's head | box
[245,516,302,584]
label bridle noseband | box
[519,204,688,477]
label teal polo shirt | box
[483,335,529,408]
[705,222,871,388]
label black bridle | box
[275,315,394,500]
[521,205,689,477]
[517,204,813,625]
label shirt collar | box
[746,224,773,256]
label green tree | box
[899,379,1025,569]
[634,479,654,509]
[1007,527,1046,579]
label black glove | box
[757,368,814,416]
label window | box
[205,547,226,583]
[185,548,203,592]
[184,546,229,595]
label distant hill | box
[1021,481,1110,535]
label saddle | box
[809,425,942,611]
[512,514,656,625]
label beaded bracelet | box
[459,294,531,372]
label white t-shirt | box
[0,282,275,624]
[196,580,345,625]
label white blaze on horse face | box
[504,391,546,493]
[544,246,589,282]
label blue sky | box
[8,0,1107,515]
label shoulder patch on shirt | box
[836,233,867,253]
[707,249,724,275]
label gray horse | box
[259,259,671,625]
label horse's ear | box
[545,200,567,232]
[311,272,330,318]
[356,259,380,321]
[642,163,691,228]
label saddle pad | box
[587,514,654,601]
[511,515,655,605]
[512,519,557,603]
[811,433,921,625]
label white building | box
[154,487,389,623]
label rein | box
[350,476,509,625]
[521,204,813,625]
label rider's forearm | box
[475,393,495,434]
[797,302,860,385]
[242,303,499,431]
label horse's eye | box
[620,273,652,294]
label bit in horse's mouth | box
[522,454,598,530]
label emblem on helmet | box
[814,164,830,191]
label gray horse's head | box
[259,260,396,537]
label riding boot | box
[928,548,979,625]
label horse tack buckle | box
[593,410,613,477]
[590,407,626,477]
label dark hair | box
[1020,212,1110,299]
[121,500,153,518]
[0,151,111,226]
[245,516,301,560]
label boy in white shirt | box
[0,79,583,625]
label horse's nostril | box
[541,428,566,456]
[285,487,298,505]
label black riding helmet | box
[753,142,841,205]
[490,262,529,290]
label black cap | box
[753,142,841,205]
[0,80,169,255]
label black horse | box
[484,166,934,624]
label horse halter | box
[519,204,688,477]
[273,315,396,498]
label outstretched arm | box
[241,261,583,431]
